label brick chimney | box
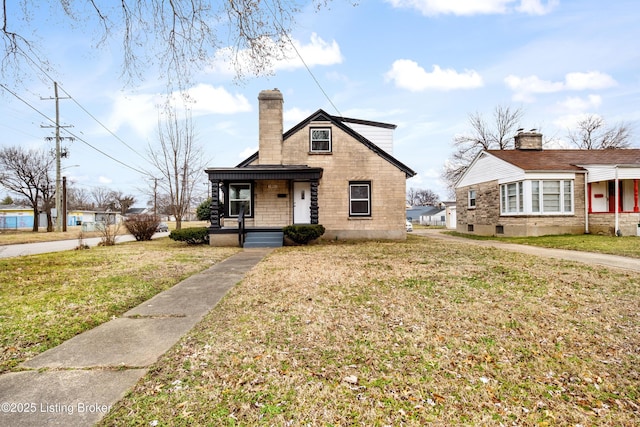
[514,130,543,150]
[257,89,284,165]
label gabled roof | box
[238,109,416,178]
[487,149,640,171]
[406,206,444,218]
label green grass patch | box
[0,239,239,372]
[445,231,640,258]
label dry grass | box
[100,236,640,426]
[0,239,239,373]
[0,221,209,245]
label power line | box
[14,44,152,168]
[0,83,150,177]
[59,127,151,176]
[57,84,150,162]
[263,0,344,118]
[0,83,55,126]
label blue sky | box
[1,0,638,205]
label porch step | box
[243,231,284,248]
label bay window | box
[500,179,573,215]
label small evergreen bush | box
[282,224,325,244]
[124,214,160,241]
[169,227,210,245]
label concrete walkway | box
[413,228,640,273]
[0,248,272,427]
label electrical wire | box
[14,44,151,169]
[263,0,344,118]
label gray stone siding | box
[456,175,588,236]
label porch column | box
[209,179,221,229]
[310,180,319,224]
[634,179,639,212]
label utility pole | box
[62,176,67,232]
[42,82,72,232]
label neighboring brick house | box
[205,89,416,246]
[455,131,640,237]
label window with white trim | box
[310,128,331,152]
[500,179,573,215]
[349,181,371,216]
[500,182,523,214]
[228,183,252,217]
[468,189,476,208]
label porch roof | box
[205,165,323,181]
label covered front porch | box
[205,165,323,247]
[587,165,640,235]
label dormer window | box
[310,128,332,153]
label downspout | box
[615,165,620,236]
[584,172,589,234]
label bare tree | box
[39,169,56,231]
[407,188,440,206]
[443,105,524,194]
[66,186,92,210]
[90,186,113,209]
[147,101,207,230]
[107,190,136,215]
[567,114,632,149]
[0,0,336,87]
[0,146,53,231]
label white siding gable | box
[347,123,394,154]
[456,152,524,188]
[580,164,640,182]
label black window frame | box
[309,127,332,153]
[349,181,371,217]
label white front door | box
[293,182,311,224]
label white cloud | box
[505,71,617,102]
[385,0,558,16]
[504,75,563,102]
[209,33,342,76]
[284,107,313,127]
[517,0,559,15]
[107,92,160,137]
[564,71,617,90]
[177,84,252,115]
[107,85,251,138]
[98,176,112,184]
[557,94,602,112]
[277,33,343,71]
[385,60,483,92]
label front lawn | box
[100,235,640,426]
[0,239,239,373]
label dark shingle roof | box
[486,149,640,171]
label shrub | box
[282,224,325,244]
[169,227,210,245]
[124,214,160,241]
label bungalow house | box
[205,89,416,247]
[406,205,447,226]
[455,131,640,237]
